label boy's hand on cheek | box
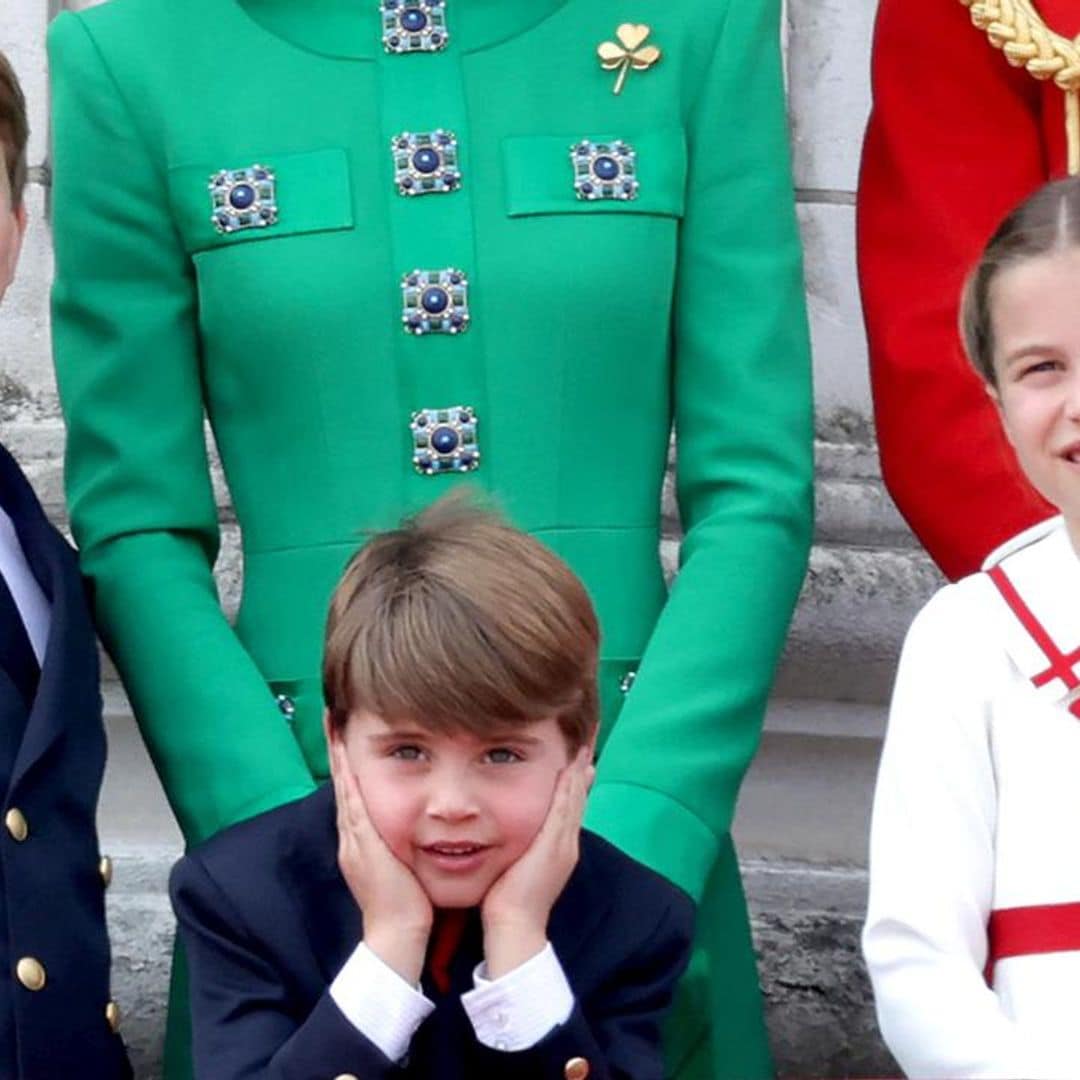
[331,741,433,985]
[481,746,595,979]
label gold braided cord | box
[959,0,1080,173]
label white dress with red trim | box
[864,516,1080,1079]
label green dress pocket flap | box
[168,147,354,255]
[503,130,686,218]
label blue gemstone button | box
[421,287,449,314]
[392,130,461,197]
[592,156,619,181]
[431,426,459,453]
[228,183,256,210]
[412,147,441,174]
[411,406,480,474]
[571,139,639,202]
[402,268,469,335]
[209,164,278,234]
[382,0,447,52]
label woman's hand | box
[330,739,433,985]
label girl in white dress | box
[864,177,1080,1079]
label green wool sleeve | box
[49,12,316,846]
[585,0,814,903]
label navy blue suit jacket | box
[0,444,130,1078]
[171,783,694,1079]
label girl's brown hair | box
[0,51,28,209]
[323,492,600,750]
[967,173,1080,384]
[961,178,1080,387]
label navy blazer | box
[0,444,130,1078]
[171,783,695,1079]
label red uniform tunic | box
[857,0,1080,580]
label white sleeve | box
[329,942,435,1062]
[460,942,574,1051]
[863,586,1071,1079]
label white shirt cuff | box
[329,942,435,1062]
[460,941,575,1052]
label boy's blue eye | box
[485,747,523,764]
[390,745,424,761]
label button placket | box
[378,19,493,492]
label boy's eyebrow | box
[367,727,545,745]
[483,730,543,746]
[367,728,430,743]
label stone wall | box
[0,2,937,1075]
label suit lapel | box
[546,833,617,969]
[284,784,365,985]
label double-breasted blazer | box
[171,785,695,1079]
[0,444,130,1078]
[49,1,812,1075]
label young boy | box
[170,494,694,1079]
[0,50,130,1077]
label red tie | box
[428,909,469,993]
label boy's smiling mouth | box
[419,842,492,872]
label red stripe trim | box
[986,567,1080,717]
[987,565,1077,688]
[988,902,1080,966]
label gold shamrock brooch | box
[597,23,661,95]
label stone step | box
[734,699,884,866]
[776,542,942,704]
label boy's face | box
[0,165,26,304]
[334,710,577,909]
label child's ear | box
[584,728,598,764]
[0,201,26,300]
[323,708,339,746]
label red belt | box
[987,902,1080,979]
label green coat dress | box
[49,1,812,1076]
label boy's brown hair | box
[960,176,1080,388]
[0,51,28,209]
[323,492,599,750]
